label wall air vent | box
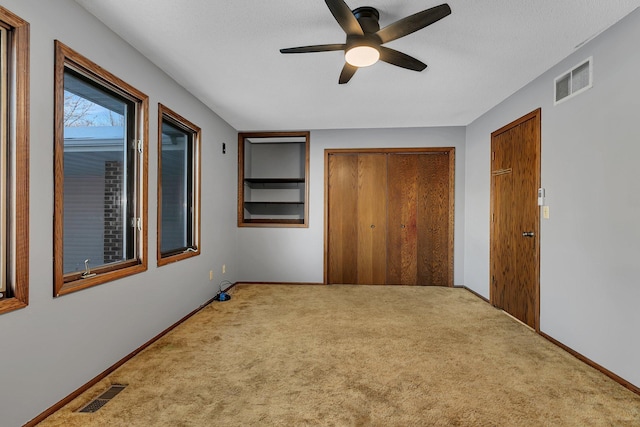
[554,57,592,105]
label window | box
[157,104,200,265]
[54,41,148,297]
[0,7,29,315]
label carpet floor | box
[39,284,640,426]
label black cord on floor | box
[215,280,233,302]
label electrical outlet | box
[543,205,550,219]
[222,264,226,274]
[209,270,213,281]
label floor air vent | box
[77,384,127,413]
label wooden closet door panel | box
[387,154,419,285]
[327,154,358,284]
[357,154,387,284]
[417,153,452,286]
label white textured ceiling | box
[74,0,640,131]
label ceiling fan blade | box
[325,0,364,36]
[280,44,346,54]
[339,63,358,84]
[376,3,451,44]
[379,46,427,71]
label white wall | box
[465,8,640,388]
[238,127,466,286]
[0,1,238,425]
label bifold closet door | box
[327,153,387,284]
[327,154,358,284]
[386,154,418,285]
[387,153,452,286]
[327,150,452,286]
[357,154,387,284]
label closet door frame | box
[324,147,455,285]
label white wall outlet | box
[543,205,550,219]
[209,270,213,281]
[222,264,226,274]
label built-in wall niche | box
[238,131,310,227]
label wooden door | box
[327,153,386,284]
[387,153,453,286]
[491,109,541,330]
[326,148,454,286]
[327,154,358,284]
[387,154,418,284]
[356,154,387,284]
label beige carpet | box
[39,284,640,426]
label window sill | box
[157,248,200,267]
[55,262,147,297]
[0,297,28,315]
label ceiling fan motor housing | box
[346,6,382,66]
[346,33,381,51]
[352,6,380,33]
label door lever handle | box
[522,231,535,237]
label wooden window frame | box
[157,103,201,266]
[53,41,148,297]
[0,6,29,315]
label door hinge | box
[137,140,143,154]
[492,151,495,161]
[130,217,142,230]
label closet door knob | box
[401,224,406,229]
[370,224,375,229]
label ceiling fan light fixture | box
[279,1,452,83]
[345,45,379,67]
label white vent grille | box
[554,57,593,105]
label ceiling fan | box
[280,0,452,84]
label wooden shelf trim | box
[238,131,310,227]
[244,201,304,205]
[243,219,304,224]
[244,178,305,183]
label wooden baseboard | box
[457,285,491,304]
[235,281,325,286]
[539,331,640,396]
[461,285,640,397]
[25,292,225,427]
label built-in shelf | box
[244,201,304,205]
[244,178,305,184]
[238,132,310,227]
[243,218,305,225]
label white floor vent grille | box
[77,384,127,413]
